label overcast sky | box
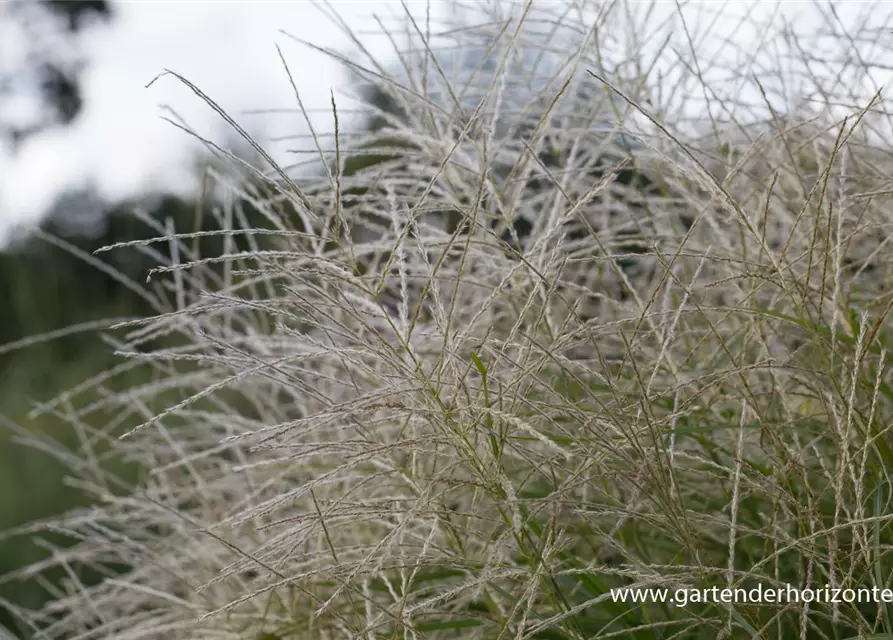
[0,0,888,244]
[0,0,437,241]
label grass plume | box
[5,1,893,638]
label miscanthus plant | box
[6,1,893,638]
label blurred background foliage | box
[0,171,273,635]
[0,2,289,635]
[0,1,113,632]
[0,0,112,151]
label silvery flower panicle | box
[402,15,642,145]
[362,9,649,245]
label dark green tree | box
[0,1,112,151]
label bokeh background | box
[0,2,403,634]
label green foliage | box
[0,180,288,636]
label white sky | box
[0,0,889,244]
[0,0,437,241]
